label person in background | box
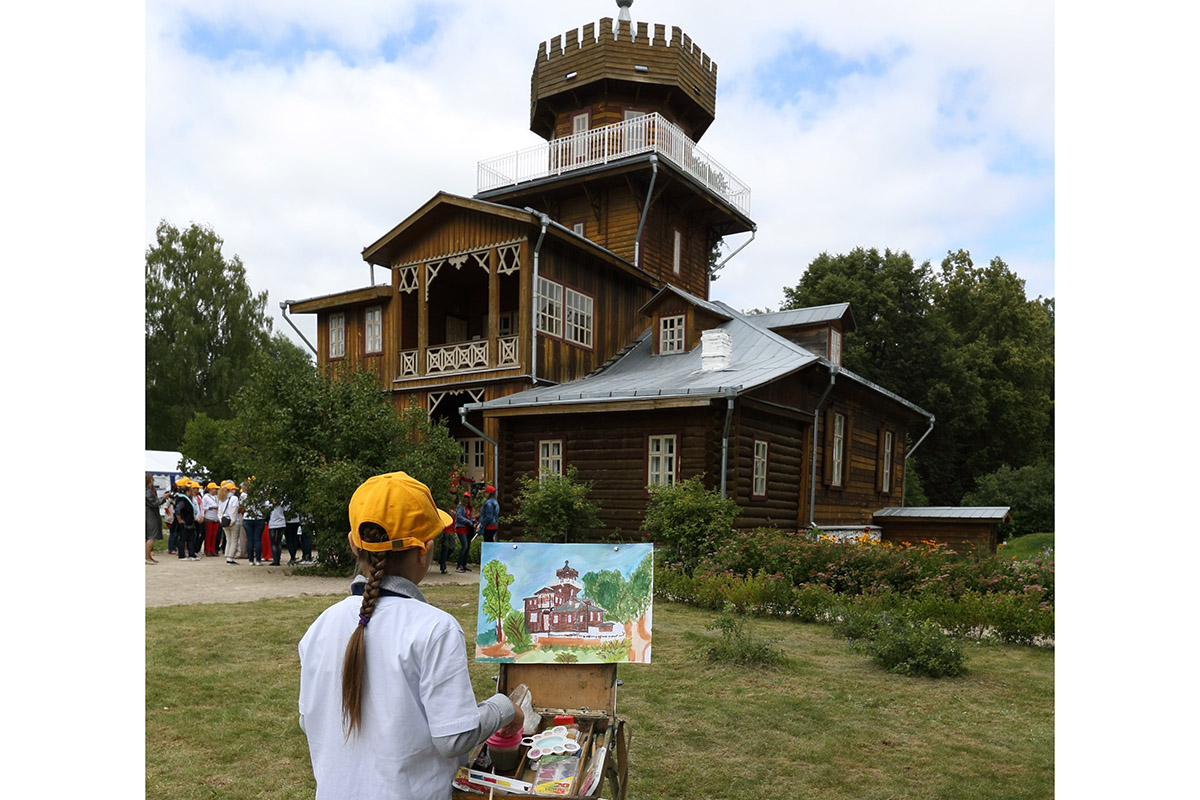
[146,473,164,565]
[175,481,198,560]
[297,471,522,799]
[242,481,268,566]
[201,482,220,556]
[454,491,473,573]
[478,485,500,543]
[285,506,302,566]
[269,499,288,566]
[188,481,205,558]
[220,480,244,565]
[298,516,314,565]
[436,517,455,575]
[165,478,182,555]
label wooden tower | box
[475,2,755,301]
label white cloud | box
[146,0,1054,344]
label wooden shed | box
[873,506,1012,554]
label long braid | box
[341,523,391,736]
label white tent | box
[146,450,184,493]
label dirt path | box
[145,554,480,607]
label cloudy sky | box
[144,0,1054,352]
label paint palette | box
[521,726,582,761]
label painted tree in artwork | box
[627,553,654,618]
[482,560,515,643]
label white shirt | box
[201,492,219,521]
[219,493,241,525]
[298,577,485,800]
[268,504,287,529]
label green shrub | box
[554,651,579,663]
[705,605,786,667]
[962,460,1054,539]
[642,475,738,573]
[857,613,967,678]
[506,465,603,542]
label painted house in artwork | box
[286,3,949,543]
[523,560,615,637]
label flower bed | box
[654,527,1054,646]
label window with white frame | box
[830,328,842,366]
[565,287,594,348]
[364,306,382,353]
[647,435,677,487]
[460,438,485,481]
[539,439,563,479]
[832,412,845,487]
[329,313,345,358]
[660,315,685,354]
[537,277,564,338]
[882,430,894,493]
[572,221,585,236]
[673,229,682,275]
[753,440,769,497]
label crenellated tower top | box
[530,14,719,142]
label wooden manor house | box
[286,3,1005,550]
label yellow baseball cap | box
[349,472,453,553]
[174,477,189,487]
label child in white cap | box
[298,471,522,799]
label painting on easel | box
[474,542,654,664]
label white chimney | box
[701,329,732,371]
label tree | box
[178,412,237,484]
[229,342,462,573]
[145,220,273,450]
[923,251,1055,503]
[780,247,942,406]
[780,247,1054,505]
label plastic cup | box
[487,729,524,772]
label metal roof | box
[750,303,852,329]
[467,286,930,419]
[873,506,1012,521]
[470,295,820,412]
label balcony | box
[477,112,751,215]
[399,335,520,379]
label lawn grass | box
[147,585,1053,799]
[1000,532,1055,560]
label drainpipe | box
[719,388,737,498]
[279,300,317,357]
[901,415,935,506]
[460,406,499,492]
[712,225,757,273]
[524,208,551,386]
[633,155,659,269]
[807,365,838,529]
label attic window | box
[660,315,685,354]
[329,313,345,359]
[830,329,842,365]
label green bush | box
[642,475,738,573]
[506,465,603,542]
[705,605,786,667]
[857,613,967,678]
[962,460,1054,539]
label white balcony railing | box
[427,341,489,375]
[477,113,751,215]
[399,335,521,379]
